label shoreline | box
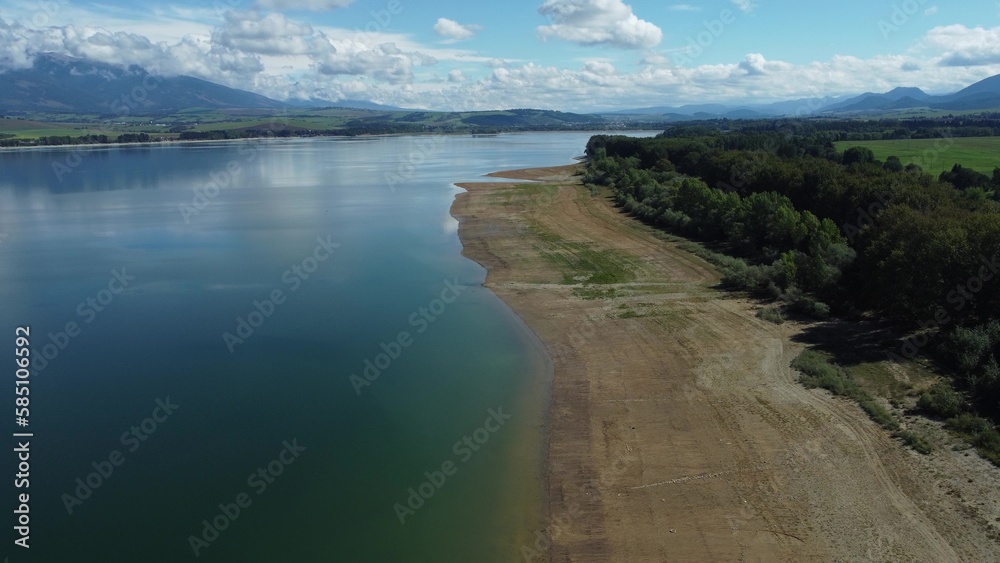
[0,128,663,152]
[450,163,1000,561]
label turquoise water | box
[0,132,652,562]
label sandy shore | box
[451,164,1000,562]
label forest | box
[585,117,1000,461]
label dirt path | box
[452,164,1000,562]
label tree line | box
[585,118,1000,433]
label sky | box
[0,0,999,111]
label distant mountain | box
[459,108,604,127]
[816,76,1000,114]
[610,96,848,119]
[819,87,930,112]
[284,98,405,111]
[608,74,1000,120]
[0,54,285,114]
[948,74,1000,99]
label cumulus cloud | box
[214,11,321,56]
[924,24,1000,67]
[738,53,767,75]
[315,40,436,83]
[583,60,615,75]
[537,0,662,49]
[433,18,480,41]
[1,11,1000,113]
[255,0,354,10]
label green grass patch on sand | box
[539,241,635,285]
[792,350,901,432]
[834,137,1000,176]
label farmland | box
[834,137,1000,176]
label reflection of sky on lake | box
[0,131,658,562]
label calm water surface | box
[0,132,654,562]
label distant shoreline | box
[0,127,664,152]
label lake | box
[0,131,654,561]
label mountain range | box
[2,53,1000,119]
[0,54,399,114]
[611,75,1000,119]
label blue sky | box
[1,0,999,111]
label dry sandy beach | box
[452,163,1000,562]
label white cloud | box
[738,52,767,75]
[537,0,662,49]
[315,40,437,83]
[583,60,615,75]
[2,11,1000,113]
[255,0,355,10]
[433,18,480,42]
[731,0,756,13]
[924,6,939,16]
[923,24,1000,67]
[640,52,674,68]
[669,4,701,11]
[214,11,322,56]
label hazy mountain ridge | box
[2,53,999,120]
[612,75,1000,118]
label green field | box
[0,118,126,139]
[835,137,1000,176]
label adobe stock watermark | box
[671,9,739,66]
[110,75,160,118]
[392,407,511,524]
[23,0,66,28]
[385,134,447,192]
[223,235,340,353]
[187,439,306,557]
[356,0,403,47]
[34,268,137,375]
[842,190,896,243]
[521,453,630,561]
[50,74,161,182]
[879,0,932,40]
[212,0,242,19]
[890,252,1000,362]
[179,141,260,223]
[349,279,465,395]
[61,397,179,515]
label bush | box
[946,413,1000,467]
[893,430,932,454]
[945,413,992,435]
[939,325,993,374]
[793,351,899,430]
[756,307,785,325]
[859,398,900,430]
[793,351,857,396]
[783,286,831,319]
[917,383,966,419]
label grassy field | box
[834,137,1000,176]
[0,118,128,139]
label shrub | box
[756,307,785,325]
[893,430,932,454]
[946,413,1000,467]
[859,398,900,430]
[793,351,900,430]
[946,413,992,435]
[917,383,966,419]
